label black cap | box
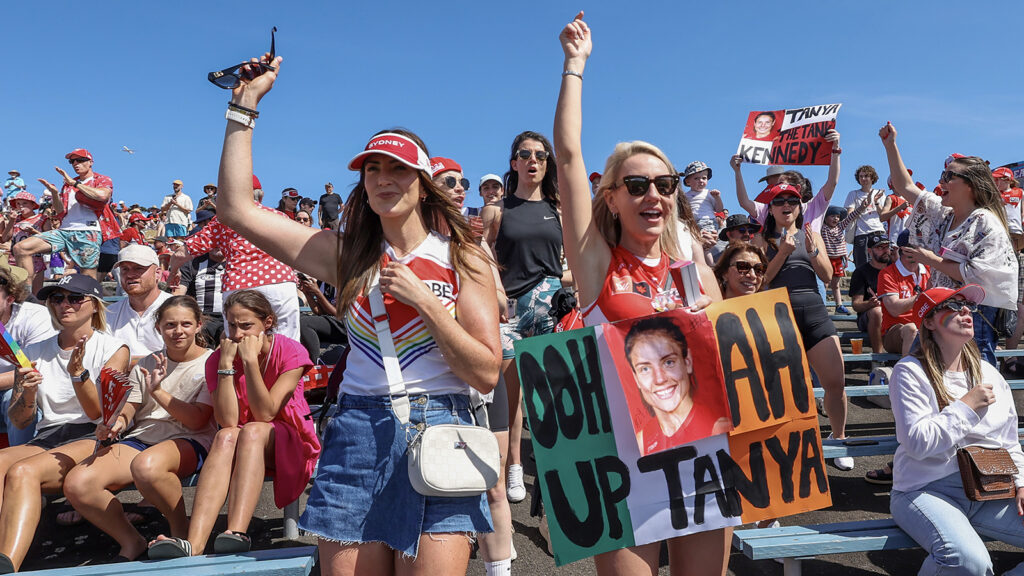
[866,233,891,249]
[38,274,103,301]
[896,229,911,247]
[718,214,758,241]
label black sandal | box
[214,530,251,554]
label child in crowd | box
[821,192,878,313]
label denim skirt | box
[299,393,493,557]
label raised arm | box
[730,155,758,218]
[215,53,340,285]
[879,123,922,205]
[816,129,841,202]
[553,12,611,306]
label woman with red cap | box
[752,183,852,470]
[880,123,1017,366]
[888,284,1024,575]
[206,51,499,575]
[554,13,727,575]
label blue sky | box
[4,1,1024,217]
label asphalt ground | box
[14,314,1024,574]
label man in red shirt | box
[16,149,112,286]
[877,230,931,356]
[119,214,150,247]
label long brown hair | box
[335,128,487,316]
[949,156,1011,237]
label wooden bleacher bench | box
[19,546,317,576]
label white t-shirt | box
[0,302,57,375]
[124,350,216,450]
[891,357,1024,492]
[23,331,128,429]
[105,291,172,357]
[162,193,193,227]
[685,189,718,229]
[843,188,886,236]
[61,176,104,231]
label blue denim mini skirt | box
[299,393,493,557]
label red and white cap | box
[992,167,1014,180]
[348,133,431,173]
[10,191,38,208]
[65,149,93,161]
[429,157,462,177]
[128,213,150,224]
[944,153,966,168]
[281,188,300,198]
[754,183,802,204]
[912,284,985,325]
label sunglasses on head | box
[515,149,549,161]
[68,158,89,165]
[931,299,977,316]
[618,174,679,197]
[731,261,766,276]
[442,176,470,190]
[208,27,277,89]
[939,170,968,184]
[48,293,88,306]
[770,196,801,207]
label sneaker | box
[836,305,850,315]
[506,464,526,503]
[828,434,855,471]
[510,540,517,562]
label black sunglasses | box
[939,170,969,184]
[618,174,679,197]
[515,149,549,161]
[731,261,766,276]
[208,27,277,89]
[931,299,978,315]
[68,158,90,165]
[735,226,758,235]
[770,196,801,207]
[48,293,88,306]
[443,176,471,190]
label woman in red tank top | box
[553,12,727,576]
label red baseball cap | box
[10,191,38,208]
[754,183,802,205]
[589,172,602,183]
[128,213,150,224]
[992,167,1014,180]
[348,133,431,173]
[429,157,462,178]
[64,149,93,161]
[252,175,262,190]
[912,284,985,325]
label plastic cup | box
[850,338,863,355]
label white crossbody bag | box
[368,276,500,497]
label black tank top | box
[495,194,563,298]
[766,229,818,293]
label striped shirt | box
[179,255,225,315]
[821,201,869,258]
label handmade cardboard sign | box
[515,289,830,566]
[736,104,841,166]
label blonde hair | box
[592,141,682,260]
[47,296,108,332]
[913,319,983,408]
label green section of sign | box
[514,327,634,566]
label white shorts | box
[223,282,301,341]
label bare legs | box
[318,533,472,576]
[477,430,512,563]
[132,439,200,539]
[593,530,731,576]
[808,335,847,438]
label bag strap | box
[368,271,411,425]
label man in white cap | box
[479,174,504,247]
[105,244,171,364]
[161,179,193,239]
[3,171,26,205]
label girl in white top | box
[0,274,129,573]
[63,295,215,562]
[889,284,1024,575]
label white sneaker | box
[506,464,526,503]
[510,539,517,562]
[829,434,855,471]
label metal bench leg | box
[283,500,300,539]
[783,558,802,576]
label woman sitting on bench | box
[63,295,217,562]
[149,290,320,559]
[889,284,1024,575]
[0,275,129,573]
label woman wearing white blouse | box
[889,284,1024,575]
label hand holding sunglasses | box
[209,27,279,90]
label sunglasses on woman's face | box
[939,170,969,184]
[731,261,766,276]
[48,293,87,306]
[770,196,801,207]
[515,149,549,161]
[208,27,277,89]
[618,174,679,197]
[931,299,977,315]
[443,176,470,190]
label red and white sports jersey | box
[1001,188,1023,235]
[183,206,297,291]
[342,233,469,396]
[877,259,931,334]
[582,246,683,325]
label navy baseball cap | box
[38,274,103,301]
